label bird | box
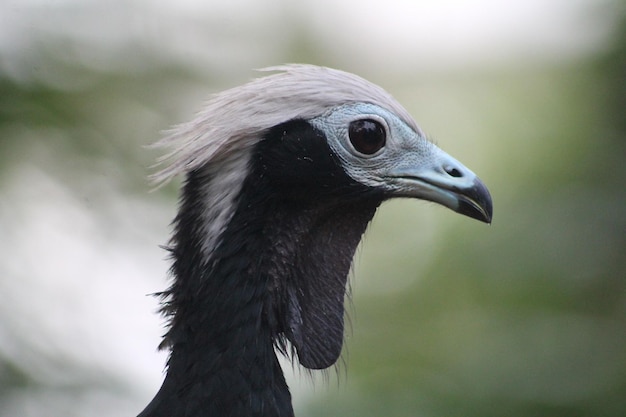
[138,64,492,417]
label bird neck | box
[140,120,383,417]
[140,164,296,417]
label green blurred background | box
[0,1,624,416]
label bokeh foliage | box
[307,14,626,417]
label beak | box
[387,153,493,224]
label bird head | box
[153,64,491,223]
[308,101,492,222]
[154,64,492,371]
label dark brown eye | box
[348,119,386,155]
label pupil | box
[349,119,386,155]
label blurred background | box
[1,0,625,416]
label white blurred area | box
[0,0,612,78]
[0,0,615,415]
[0,167,170,415]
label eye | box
[348,119,386,155]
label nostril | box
[445,165,463,178]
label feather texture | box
[151,64,422,186]
[139,64,492,417]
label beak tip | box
[458,200,492,224]
[457,178,493,224]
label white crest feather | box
[151,64,421,185]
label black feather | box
[139,120,384,417]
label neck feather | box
[140,120,382,417]
[141,155,294,417]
